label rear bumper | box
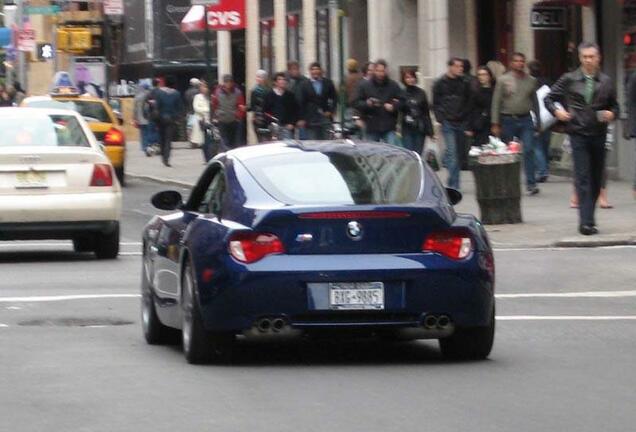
[0,220,118,240]
[0,191,121,223]
[195,253,495,334]
[104,146,125,169]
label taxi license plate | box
[329,282,384,310]
[15,171,48,188]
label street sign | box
[26,5,61,16]
[37,43,55,61]
[531,6,567,30]
[17,29,36,52]
[104,0,124,16]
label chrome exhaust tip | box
[423,315,438,329]
[257,318,271,333]
[272,318,286,332]
[437,315,451,329]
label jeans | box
[570,134,606,227]
[441,122,463,190]
[500,115,537,188]
[139,124,152,152]
[402,126,425,155]
[535,129,552,178]
[366,130,399,146]
[305,123,331,140]
[219,121,240,150]
[201,128,214,162]
[278,127,294,140]
[157,120,177,163]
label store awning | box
[180,5,206,33]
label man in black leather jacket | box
[544,42,619,235]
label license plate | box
[15,171,48,188]
[329,282,384,310]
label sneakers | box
[579,225,599,236]
[527,186,540,196]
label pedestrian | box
[0,86,12,107]
[212,74,246,151]
[491,52,541,195]
[401,68,434,155]
[354,59,402,145]
[192,81,213,162]
[432,57,473,190]
[528,60,552,182]
[12,82,26,106]
[286,61,308,138]
[470,66,496,146]
[144,78,162,155]
[627,70,636,200]
[249,69,270,143]
[544,42,619,235]
[345,58,363,107]
[185,77,201,148]
[133,82,153,156]
[155,75,184,167]
[262,72,299,140]
[297,62,338,140]
[362,61,375,81]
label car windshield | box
[242,149,423,205]
[0,114,90,147]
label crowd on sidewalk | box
[131,41,635,236]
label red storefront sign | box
[181,0,246,32]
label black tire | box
[141,259,175,344]
[94,223,119,259]
[72,236,94,253]
[115,166,125,187]
[181,261,234,364]
[439,307,495,361]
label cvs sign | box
[207,0,245,30]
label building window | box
[287,13,303,65]
[260,19,275,76]
[316,7,331,76]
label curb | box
[552,236,636,248]
[126,173,194,189]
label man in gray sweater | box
[491,52,540,195]
[213,74,246,150]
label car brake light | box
[422,230,473,260]
[228,232,285,263]
[90,164,113,187]
[104,128,124,146]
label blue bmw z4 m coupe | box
[141,141,495,364]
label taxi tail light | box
[228,232,285,263]
[90,164,113,187]
[104,128,124,146]
[422,229,473,260]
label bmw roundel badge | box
[347,221,363,240]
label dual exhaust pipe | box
[256,317,287,333]
[423,314,452,330]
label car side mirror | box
[151,190,183,211]
[446,188,462,206]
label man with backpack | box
[154,75,183,167]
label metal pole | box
[203,7,213,115]
[338,2,345,126]
[16,0,26,91]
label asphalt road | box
[1,178,635,432]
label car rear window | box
[242,149,423,205]
[72,101,111,123]
[0,114,90,147]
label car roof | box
[0,107,84,118]
[226,140,417,162]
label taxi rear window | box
[0,114,90,147]
[71,101,112,123]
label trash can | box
[470,154,522,224]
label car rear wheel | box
[115,166,125,187]
[182,262,234,364]
[94,223,119,259]
[439,307,495,361]
[141,259,176,344]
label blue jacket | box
[156,87,183,122]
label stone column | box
[217,30,232,80]
[367,0,392,62]
[303,0,317,70]
[465,0,478,68]
[274,0,287,72]
[245,0,260,145]
[418,0,449,91]
[514,0,534,58]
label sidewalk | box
[126,141,636,249]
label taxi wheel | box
[181,261,234,365]
[439,306,495,361]
[94,223,120,260]
[115,166,125,187]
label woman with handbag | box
[192,81,214,162]
[401,69,434,155]
[471,66,496,146]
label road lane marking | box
[497,316,636,321]
[496,290,636,299]
[493,245,636,252]
[0,323,8,328]
[0,294,141,303]
[0,242,142,247]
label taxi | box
[21,88,127,185]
